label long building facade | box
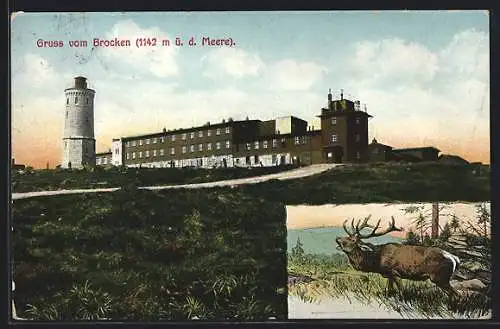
[96,90,374,168]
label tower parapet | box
[62,77,96,169]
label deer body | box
[336,216,460,296]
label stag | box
[335,215,460,297]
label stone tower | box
[62,76,96,169]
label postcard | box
[10,10,490,321]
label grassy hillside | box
[12,187,287,321]
[226,162,490,204]
[11,164,298,193]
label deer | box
[335,215,461,298]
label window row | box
[244,136,309,151]
[96,157,110,165]
[125,127,232,147]
[126,141,232,159]
[66,97,90,105]
[330,134,361,142]
[331,117,362,125]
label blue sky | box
[11,11,490,167]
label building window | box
[190,132,195,139]
[126,153,130,160]
[281,138,286,147]
[182,146,187,154]
[153,149,157,156]
[160,149,165,156]
[302,136,307,144]
[132,152,136,159]
[190,145,195,153]
[356,117,360,125]
[198,144,203,152]
[199,131,203,137]
[153,138,157,144]
[171,135,176,142]
[139,151,143,158]
[145,150,150,157]
[216,128,221,136]
[170,147,175,155]
[225,127,231,134]
[207,130,211,137]
[86,98,89,104]
[254,155,259,164]
[96,158,101,165]
[66,98,69,105]
[226,140,231,149]
[103,158,107,164]
[75,97,78,104]
[254,141,259,150]
[272,139,277,148]
[356,134,360,142]
[216,142,221,150]
[294,136,300,145]
[159,137,164,143]
[207,143,212,151]
[139,140,143,146]
[263,140,268,149]
[132,141,137,146]
[146,139,150,145]
[331,117,337,125]
[182,133,187,140]
[332,134,338,143]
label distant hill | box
[287,227,403,255]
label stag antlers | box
[342,215,403,239]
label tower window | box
[332,134,338,143]
[66,98,69,105]
[75,97,78,104]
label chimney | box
[340,89,344,100]
[222,119,225,123]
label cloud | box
[14,53,58,87]
[439,28,489,80]
[349,38,438,87]
[202,48,327,91]
[202,47,264,78]
[342,29,489,163]
[98,20,179,78]
[266,60,328,91]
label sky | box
[11,11,490,168]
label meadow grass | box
[288,255,490,319]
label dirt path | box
[12,164,338,200]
